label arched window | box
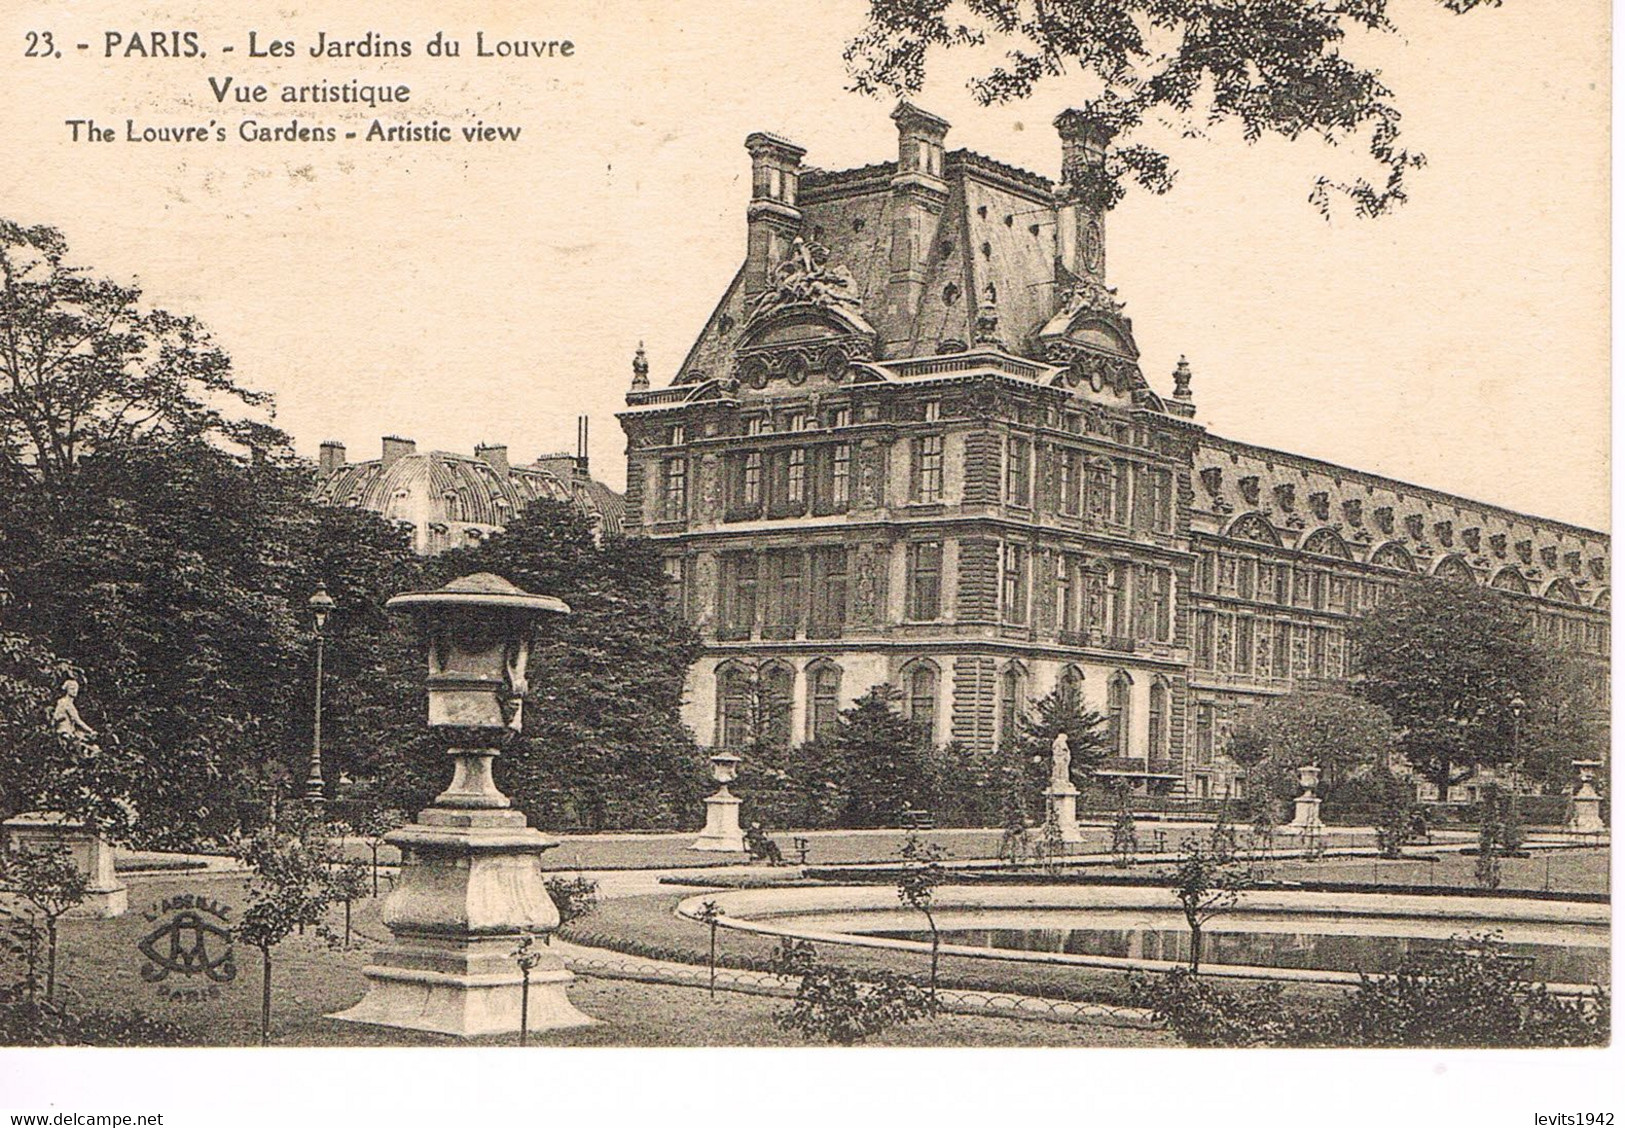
[807,662,842,743]
[1371,542,1416,572]
[1433,555,1476,585]
[1147,676,1170,761]
[760,662,795,751]
[1107,670,1133,757]
[1059,665,1085,706]
[1491,567,1530,594]
[1301,528,1352,559]
[998,662,1027,744]
[903,660,940,745]
[1227,513,1281,547]
[1545,578,1580,605]
[716,664,752,750]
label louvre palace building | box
[616,103,1609,801]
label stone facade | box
[618,104,1608,799]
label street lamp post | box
[306,584,336,811]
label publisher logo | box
[136,893,236,1001]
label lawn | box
[19,875,1170,1047]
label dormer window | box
[746,416,765,436]
[785,411,806,432]
[923,400,941,423]
[668,423,685,445]
[829,406,850,429]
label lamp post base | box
[328,804,595,1037]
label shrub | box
[776,962,938,1045]
[544,875,600,927]
[1133,932,1608,1048]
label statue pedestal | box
[329,804,594,1038]
[1044,785,1083,844]
[2,812,126,918]
[1286,795,1324,836]
[690,788,744,852]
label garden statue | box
[1044,730,1082,845]
[52,679,98,743]
[1050,731,1071,791]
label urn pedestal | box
[330,793,592,1037]
[2,812,126,918]
[689,752,745,852]
[329,573,595,1038]
[1285,765,1324,836]
[1568,761,1607,835]
[1044,785,1083,845]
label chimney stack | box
[1053,109,1115,283]
[381,436,416,469]
[744,132,807,303]
[318,440,346,476]
[575,415,590,477]
[475,443,509,475]
[885,102,951,347]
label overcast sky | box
[0,0,1608,529]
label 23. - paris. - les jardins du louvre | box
[314,102,1609,807]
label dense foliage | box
[1350,579,1544,801]
[846,0,1503,217]
[1226,689,1391,802]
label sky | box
[0,0,1609,530]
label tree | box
[232,827,333,1045]
[0,220,270,514]
[828,684,937,828]
[0,844,87,1006]
[693,899,724,999]
[846,0,1503,218]
[1170,843,1250,973]
[1371,768,1419,860]
[896,834,948,998]
[1350,579,1542,802]
[427,502,704,830]
[1108,780,1138,868]
[1227,690,1392,803]
[327,858,371,950]
[1520,653,1610,795]
[776,957,938,1044]
[511,933,544,1046]
[352,805,406,898]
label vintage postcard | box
[0,0,1613,1122]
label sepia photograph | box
[0,0,1613,1121]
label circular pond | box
[680,884,1608,993]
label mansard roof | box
[1193,432,1608,590]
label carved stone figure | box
[52,679,98,742]
[1050,731,1072,791]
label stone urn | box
[690,752,745,852]
[331,573,595,1037]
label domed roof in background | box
[311,436,624,555]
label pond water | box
[865,924,1609,986]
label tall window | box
[1108,562,1130,637]
[1108,672,1132,756]
[661,457,687,521]
[906,662,939,744]
[762,550,803,638]
[761,664,794,751]
[1272,620,1291,676]
[788,448,806,504]
[1112,461,1132,524]
[1149,567,1171,642]
[1086,461,1113,524]
[1148,679,1169,760]
[906,541,942,620]
[1150,468,1173,530]
[910,435,944,503]
[662,556,688,615]
[718,666,751,749]
[1060,449,1083,516]
[1195,610,1215,669]
[1001,542,1029,623]
[1274,564,1290,605]
[830,443,850,509]
[809,664,841,742]
[1237,557,1256,601]
[743,452,763,506]
[809,547,848,638]
[720,553,757,637]
[1235,617,1255,675]
[1006,436,1031,506]
[998,664,1026,743]
[1057,556,1076,634]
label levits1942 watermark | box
[135,892,236,1003]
